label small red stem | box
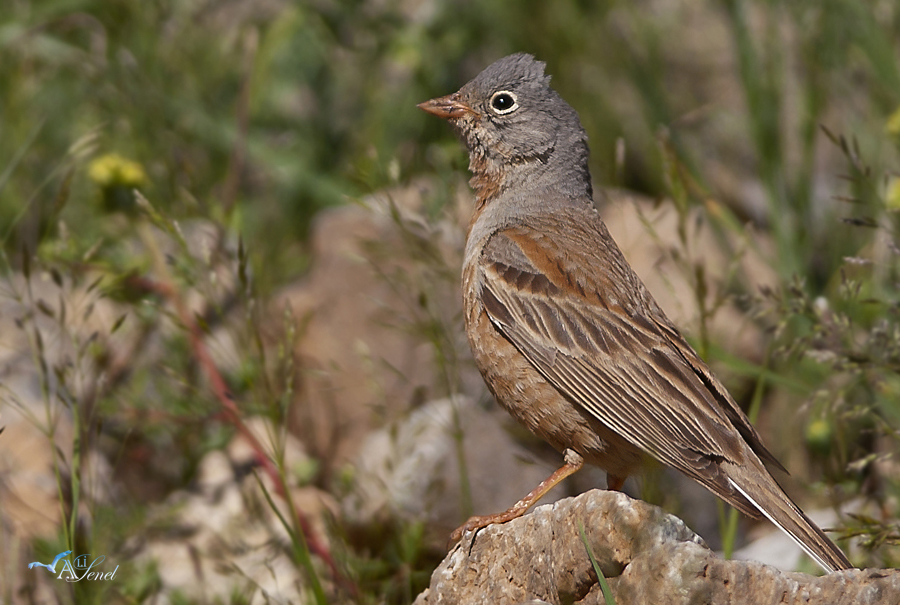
[139,276,355,596]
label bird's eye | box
[489,91,518,115]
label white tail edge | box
[727,477,834,573]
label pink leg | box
[450,449,585,543]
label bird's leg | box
[450,449,584,543]
[607,474,626,491]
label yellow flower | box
[887,106,900,138]
[87,154,147,188]
[887,176,900,211]
[804,417,833,455]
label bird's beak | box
[417,93,474,120]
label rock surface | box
[132,419,330,604]
[414,490,898,605]
[342,396,568,535]
[275,179,473,475]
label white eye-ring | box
[489,90,519,115]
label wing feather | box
[479,212,774,482]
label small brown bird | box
[418,53,851,572]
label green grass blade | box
[253,471,328,605]
[579,522,616,605]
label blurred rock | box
[413,490,898,605]
[275,178,478,477]
[600,189,775,363]
[0,271,122,536]
[343,395,568,535]
[136,423,335,604]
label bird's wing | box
[478,207,782,488]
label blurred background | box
[2,0,900,603]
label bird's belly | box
[464,292,644,479]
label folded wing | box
[479,209,780,515]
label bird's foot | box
[450,505,530,544]
[448,449,586,545]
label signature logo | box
[28,550,119,582]
[28,550,72,573]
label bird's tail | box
[723,460,852,573]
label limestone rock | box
[414,490,899,605]
[275,179,475,475]
[133,424,334,604]
[343,396,568,534]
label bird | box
[28,550,73,573]
[418,53,852,573]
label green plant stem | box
[579,522,616,605]
[255,472,328,604]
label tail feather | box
[724,462,852,573]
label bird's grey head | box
[419,53,592,204]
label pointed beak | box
[417,93,474,120]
